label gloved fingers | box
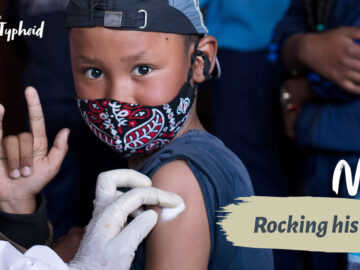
[115,190,124,198]
[117,190,144,218]
[96,187,183,240]
[95,169,152,207]
[94,190,124,214]
[130,206,145,218]
[112,210,158,250]
[112,187,183,216]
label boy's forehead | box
[70,28,185,57]
[70,28,183,44]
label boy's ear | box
[193,36,218,84]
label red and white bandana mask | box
[77,80,195,158]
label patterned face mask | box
[77,72,196,158]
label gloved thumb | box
[111,210,158,251]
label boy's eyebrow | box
[76,51,153,65]
[76,55,102,65]
[124,51,153,62]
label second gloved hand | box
[68,169,183,270]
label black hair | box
[304,0,334,32]
[183,34,200,52]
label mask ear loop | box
[189,40,212,81]
[194,50,212,80]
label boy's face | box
[70,28,192,105]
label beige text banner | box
[218,196,360,252]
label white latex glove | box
[68,169,183,270]
[92,169,152,218]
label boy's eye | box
[86,68,104,79]
[133,65,153,76]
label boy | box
[67,0,273,269]
[2,0,273,268]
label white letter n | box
[332,159,360,197]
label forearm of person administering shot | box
[0,87,184,270]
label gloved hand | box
[68,169,183,270]
[92,169,153,218]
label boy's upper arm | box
[144,160,210,270]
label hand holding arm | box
[67,169,184,270]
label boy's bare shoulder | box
[145,159,210,269]
[151,159,199,195]
[149,159,206,217]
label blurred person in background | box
[200,1,304,269]
[272,0,360,269]
[200,0,290,198]
[3,0,127,239]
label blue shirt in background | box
[201,0,289,51]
